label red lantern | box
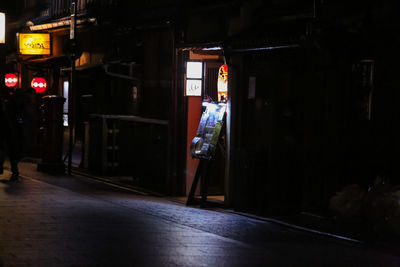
[31,77,47,93]
[5,73,18,87]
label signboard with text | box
[186,79,202,96]
[0,12,5,44]
[18,33,51,55]
[185,61,203,96]
[190,103,226,159]
[217,64,228,102]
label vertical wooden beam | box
[68,0,77,175]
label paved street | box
[0,162,399,266]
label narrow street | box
[0,162,398,266]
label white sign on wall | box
[0,12,5,44]
[185,61,203,96]
[186,79,202,96]
[186,62,202,78]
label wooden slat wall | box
[205,63,220,102]
[50,0,115,18]
[51,0,69,17]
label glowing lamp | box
[5,73,18,87]
[31,77,47,93]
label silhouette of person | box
[0,87,31,182]
[0,96,5,176]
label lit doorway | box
[185,49,226,205]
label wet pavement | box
[0,161,399,266]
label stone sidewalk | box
[0,162,399,266]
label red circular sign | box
[5,73,18,87]
[31,77,47,93]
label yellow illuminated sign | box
[19,33,51,55]
[0,13,5,44]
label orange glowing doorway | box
[185,50,226,205]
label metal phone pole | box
[68,0,77,175]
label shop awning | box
[176,42,223,51]
[223,17,311,54]
[60,62,103,73]
[22,55,71,70]
[29,16,96,31]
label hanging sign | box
[217,64,228,103]
[0,12,5,44]
[31,77,47,93]
[5,73,18,87]
[19,33,51,55]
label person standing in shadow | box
[0,86,31,182]
[0,93,4,177]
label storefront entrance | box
[184,49,226,205]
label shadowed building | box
[2,1,399,226]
